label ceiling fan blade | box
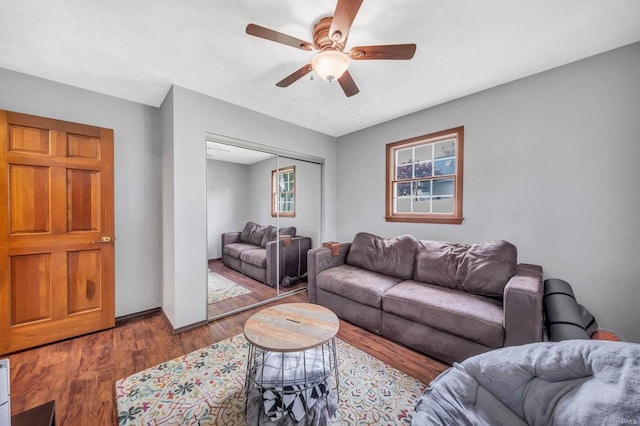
[276,64,313,87]
[329,0,363,44]
[246,24,313,51]
[338,70,359,97]
[349,44,417,60]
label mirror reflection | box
[206,140,321,320]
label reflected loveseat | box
[308,232,543,363]
[222,222,311,288]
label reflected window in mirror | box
[272,166,295,217]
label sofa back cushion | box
[260,225,298,247]
[279,226,297,238]
[240,221,259,243]
[346,232,417,280]
[248,225,269,246]
[261,225,277,247]
[413,239,517,297]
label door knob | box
[92,236,112,244]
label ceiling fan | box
[246,0,416,97]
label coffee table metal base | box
[244,338,339,422]
[243,303,340,423]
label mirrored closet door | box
[205,136,323,320]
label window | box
[271,166,295,217]
[385,126,463,224]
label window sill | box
[384,215,464,225]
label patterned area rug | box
[116,334,426,425]
[208,271,251,304]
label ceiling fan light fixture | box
[312,50,350,82]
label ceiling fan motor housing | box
[313,17,346,51]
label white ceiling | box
[1,1,639,137]
[206,141,274,164]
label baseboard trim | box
[115,307,161,326]
[158,309,208,335]
[172,320,209,335]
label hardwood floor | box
[7,286,448,425]
[207,259,307,318]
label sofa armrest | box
[221,232,241,253]
[307,243,351,303]
[503,263,544,346]
[265,236,312,287]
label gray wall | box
[160,87,176,322]
[0,67,163,317]
[165,85,337,329]
[207,156,322,260]
[246,157,279,228]
[247,157,322,247]
[275,159,322,246]
[206,159,251,259]
[335,42,640,342]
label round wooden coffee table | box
[244,303,340,422]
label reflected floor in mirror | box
[207,259,307,319]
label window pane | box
[413,197,430,213]
[434,158,455,176]
[433,178,454,196]
[414,145,432,162]
[396,164,412,179]
[396,182,411,197]
[414,161,432,178]
[386,127,463,223]
[396,198,411,213]
[413,180,431,196]
[434,139,456,159]
[432,196,454,213]
[397,148,413,165]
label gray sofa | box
[222,222,311,288]
[307,232,543,363]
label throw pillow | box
[240,221,259,243]
[346,232,417,280]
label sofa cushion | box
[240,221,259,243]
[248,225,269,246]
[224,242,259,259]
[346,232,417,280]
[241,248,267,269]
[413,240,517,297]
[260,225,298,247]
[316,264,401,309]
[279,226,296,238]
[261,225,277,248]
[383,280,504,348]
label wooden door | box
[0,111,115,355]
